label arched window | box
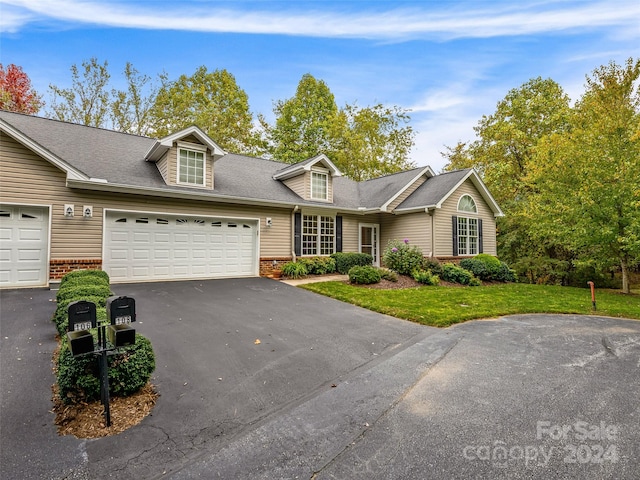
[458,195,477,213]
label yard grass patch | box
[300,282,640,327]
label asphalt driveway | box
[1,278,639,479]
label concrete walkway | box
[280,274,348,286]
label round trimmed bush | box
[298,256,337,275]
[60,269,110,287]
[56,284,112,304]
[348,265,382,285]
[441,263,480,286]
[57,333,155,404]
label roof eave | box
[0,118,89,181]
[66,178,372,213]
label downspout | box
[291,205,299,262]
[428,208,435,258]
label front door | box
[359,223,380,267]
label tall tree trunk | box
[620,256,630,294]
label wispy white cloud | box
[3,0,639,40]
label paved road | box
[1,279,639,479]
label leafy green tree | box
[263,73,416,180]
[443,77,573,281]
[0,64,43,114]
[532,58,640,293]
[48,57,111,128]
[261,73,339,164]
[149,66,262,154]
[330,103,415,180]
[110,62,157,136]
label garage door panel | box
[104,212,257,282]
[19,229,43,241]
[18,249,43,261]
[0,205,49,287]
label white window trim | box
[457,194,478,213]
[302,213,335,256]
[458,216,478,256]
[176,142,207,187]
[310,170,329,201]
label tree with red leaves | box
[0,64,43,114]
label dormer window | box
[311,171,328,201]
[178,142,206,187]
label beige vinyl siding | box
[379,212,431,256]
[282,174,306,198]
[166,142,214,189]
[156,153,169,183]
[434,179,497,256]
[339,213,365,253]
[0,133,293,260]
[387,175,427,211]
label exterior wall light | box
[83,206,93,218]
[266,217,272,227]
[64,204,74,218]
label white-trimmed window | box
[178,144,206,186]
[302,214,334,255]
[458,217,478,255]
[458,194,477,213]
[311,171,328,200]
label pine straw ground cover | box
[51,344,158,439]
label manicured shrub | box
[56,284,112,305]
[298,256,337,275]
[57,334,155,404]
[413,269,440,286]
[422,258,443,276]
[59,269,110,287]
[441,263,481,286]
[281,261,308,279]
[107,335,156,397]
[348,265,382,285]
[330,252,373,274]
[494,262,517,283]
[379,268,398,282]
[382,239,425,276]
[460,255,516,282]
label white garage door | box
[104,211,258,282]
[0,205,50,288]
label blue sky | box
[1,0,638,172]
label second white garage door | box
[104,211,258,282]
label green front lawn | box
[301,282,640,327]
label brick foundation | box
[50,259,103,280]
[259,257,293,276]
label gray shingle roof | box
[396,169,472,210]
[0,111,495,213]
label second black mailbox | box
[106,296,136,347]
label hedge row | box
[54,270,156,404]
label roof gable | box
[145,125,226,162]
[272,154,342,180]
[395,168,504,217]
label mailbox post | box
[66,296,137,427]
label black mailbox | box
[66,300,97,356]
[67,300,97,332]
[107,324,136,347]
[106,296,136,325]
[67,330,95,356]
